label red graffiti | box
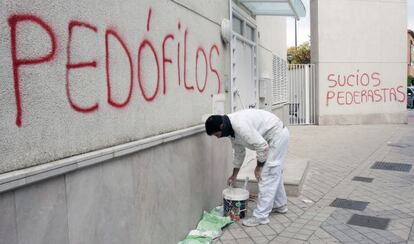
[5,11,222,127]
[328,70,381,88]
[209,44,221,93]
[105,29,134,108]
[66,21,99,113]
[177,38,181,86]
[195,47,208,92]
[183,29,194,90]
[325,71,405,106]
[162,34,174,94]
[138,39,160,101]
[147,8,152,32]
[8,14,57,127]
[326,87,406,106]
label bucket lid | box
[222,188,249,201]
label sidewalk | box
[215,112,414,243]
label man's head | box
[205,115,224,138]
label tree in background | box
[287,41,311,64]
[408,75,414,86]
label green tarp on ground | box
[178,207,233,244]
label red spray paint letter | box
[209,44,221,93]
[183,29,194,90]
[162,34,174,94]
[138,39,160,101]
[66,21,99,113]
[195,47,208,93]
[105,29,134,108]
[8,14,57,127]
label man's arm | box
[228,142,246,186]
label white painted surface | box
[311,0,407,124]
[257,16,287,58]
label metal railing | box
[288,64,316,125]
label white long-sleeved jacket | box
[227,109,285,168]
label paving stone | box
[234,238,253,244]
[284,226,301,233]
[220,230,235,240]
[269,236,291,243]
[217,124,414,243]
[391,229,410,240]
[229,228,248,239]
[292,233,311,241]
[298,228,314,236]
[286,239,306,244]
[251,236,268,244]
[279,231,296,238]
[221,240,238,244]
[243,227,262,238]
[308,239,328,244]
[257,224,276,236]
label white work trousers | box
[253,127,289,219]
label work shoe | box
[272,205,288,214]
[242,217,270,227]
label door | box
[231,5,258,112]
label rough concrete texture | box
[311,0,407,125]
[0,133,233,244]
[0,0,228,173]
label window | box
[246,24,255,41]
[232,10,256,42]
[232,15,243,35]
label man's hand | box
[227,175,237,186]
[227,168,240,186]
[254,166,263,181]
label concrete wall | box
[0,134,232,244]
[0,0,233,243]
[0,0,227,173]
[311,0,407,125]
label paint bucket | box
[222,187,249,221]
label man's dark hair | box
[205,115,223,135]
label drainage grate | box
[347,214,390,230]
[352,176,373,183]
[371,161,412,172]
[329,198,369,211]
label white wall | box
[257,16,287,58]
[257,15,287,80]
[256,15,288,122]
[0,0,228,173]
[311,0,407,124]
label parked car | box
[408,86,414,109]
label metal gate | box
[288,64,316,125]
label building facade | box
[0,0,293,243]
[311,0,407,125]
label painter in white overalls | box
[205,109,289,227]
